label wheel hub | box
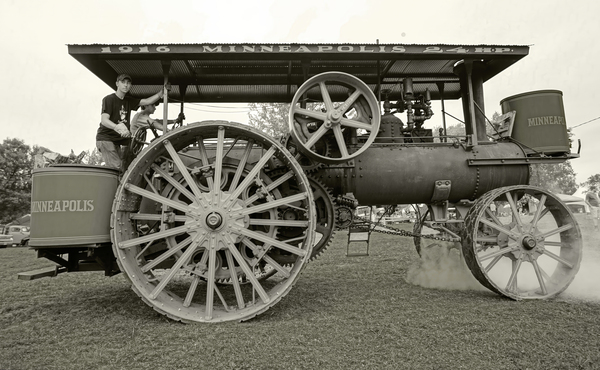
[206,212,223,229]
[521,235,537,250]
[329,110,342,123]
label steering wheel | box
[130,126,160,156]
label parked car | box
[0,225,13,248]
[0,236,13,248]
[556,193,590,214]
[5,225,30,246]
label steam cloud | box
[405,220,600,302]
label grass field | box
[1,221,599,370]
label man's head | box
[115,74,132,96]
[140,102,159,113]
[116,74,132,83]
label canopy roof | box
[68,43,529,103]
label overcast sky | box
[1,0,599,193]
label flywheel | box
[289,72,380,164]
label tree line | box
[0,138,102,224]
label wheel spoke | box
[213,127,225,201]
[140,235,193,272]
[484,254,503,273]
[478,245,519,262]
[505,191,524,232]
[164,140,209,207]
[240,237,269,262]
[183,246,210,307]
[339,117,373,131]
[338,89,362,115]
[237,228,307,257]
[532,260,548,295]
[149,163,199,204]
[229,139,254,192]
[226,146,277,203]
[204,236,218,320]
[263,255,291,278]
[223,234,270,303]
[319,81,334,111]
[293,107,328,122]
[304,124,330,149]
[150,236,202,299]
[240,192,308,215]
[505,256,523,293]
[124,183,189,213]
[183,276,200,308]
[118,224,190,249]
[541,249,575,269]
[129,213,187,223]
[240,236,290,278]
[225,250,245,309]
[544,240,568,248]
[531,194,547,228]
[244,170,294,205]
[539,223,574,239]
[332,125,349,158]
[480,218,519,239]
[196,137,214,189]
[485,207,503,226]
[248,219,310,227]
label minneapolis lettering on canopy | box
[200,45,407,53]
[98,44,518,54]
[32,200,95,213]
[197,45,513,54]
[528,116,566,127]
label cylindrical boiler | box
[321,142,530,205]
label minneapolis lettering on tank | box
[528,116,566,127]
[32,200,95,213]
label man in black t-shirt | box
[96,73,164,170]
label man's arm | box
[151,112,185,130]
[139,86,166,107]
[101,113,130,137]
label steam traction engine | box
[23,43,582,322]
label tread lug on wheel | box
[111,121,316,322]
[461,185,582,300]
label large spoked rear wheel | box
[112,121,316,323]
[462,185,582,300]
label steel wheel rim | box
[112,121,316,322]
[462,186,582,300]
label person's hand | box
[115,123,131,138]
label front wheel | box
[461,185,582,300]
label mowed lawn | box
[1,223,599,370]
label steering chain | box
[351,214,462,243]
